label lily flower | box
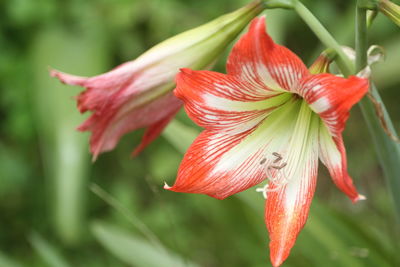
[50,0,264,159]
[165,17,369,266]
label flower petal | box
[299,73,369,137]
[50,62,146,113]
[80,92,182,160]
[227,16,309,92]
[175,68,292,134]
[132,105,181,157]
[319,121,365,202]
[265,102,320,267]
[165,98,302,200]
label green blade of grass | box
[29,232,70,267]
[0,251,24,267]
[30,26,109,245]
[91,221,199,267]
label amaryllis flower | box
[50,0,264,159]
[165,17,369,266]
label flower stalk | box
[263,0,294,9]
[356,1,400,221]
[292,0,354,76]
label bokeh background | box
[1,0,400,266]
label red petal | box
[299,74,369,137]
[51,61,180,158]
[80,92,182,160]
[265,162,318,267]
[265,133,319,266]
[50,63,140,113]
[319,122,365,202]
[227,16,309,92]
[166,98,303,200]
[50,69,88,86]
[175,68,291,134]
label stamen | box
[269,162,287,170]
[256,152,290,199]
[272,152,282,163]
[255,184,269,199]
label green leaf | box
[91,221,199,267]
[29,232,70,267]
[0,251,24,267]
[162,119,199,154]
[30,26,109,245]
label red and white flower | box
[166,17,369,267]
[50,0,264,159]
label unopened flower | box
[378,0,400,27]
[166,17,369,266]
[308,48,336,74]
[51,0,264,159]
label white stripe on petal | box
[203,92,292,112]
[264,101,320,267]
[256,63,287,92]
[212,99,301,177]
[309,97,331,113]
[319,122,341,168]
[279,101,320,210]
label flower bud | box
[308,48,336,74]
[51,1,264,159]
[378,0,400,27]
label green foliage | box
[29,233,70,267]
[92,221,199,267]
[0,0,400,266]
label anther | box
[270,162,287,170]
[272,152,282,163]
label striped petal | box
[175,68,292,134]
[299,73,369,137]
[166,98,302,199]
[227,16,309,93]
[81,91,182,159]
[265,101,320,267]
[318,121,365,202]
[50,62,147,114]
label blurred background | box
[1,0,400,266]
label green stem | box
[292,0,354,76]
[355,6,368,72]
[359,85,400,222]
[355,1,400,221]
[263,0,294,9]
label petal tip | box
[179,68,193,75]
[48,67,57,77]
[49,69,87,86]
[131,146,143,157]
[163,182,172,190]
[353,194,367,203]
[91,153,98,163]
[270,252,285,267]
[49,68,66,83]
